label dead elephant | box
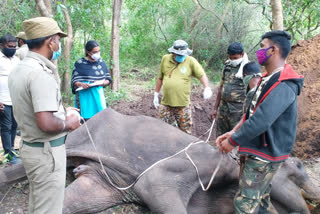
[0,109,319,213]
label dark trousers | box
[0,105,17,156]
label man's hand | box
[66,107,81,123]
[211,109,217,120]
[203,86,213,99]
[66,114,81,131]
[0,102,4,112]
[216,131,234,151]
[153,92,159,109]
[220,138,235,153]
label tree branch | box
[35,0,53,17]
[196,0,229,33]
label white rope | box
[83,118,221,192]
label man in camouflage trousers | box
[153,40,212,134]
[242,62,261,115]
[216,31,304,213]
[211,42,248,136]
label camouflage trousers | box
[159,105,192,134]
[217,100,243,136]
[234,156,283,214]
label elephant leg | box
[134,158,195,214]
[63,166,122,214]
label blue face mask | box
[175,55,186,63]
[52,43,62,60]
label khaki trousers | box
[20,141,66,214]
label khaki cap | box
[16,32,27,40]
[23,17,67,40]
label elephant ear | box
[0,163,27,187]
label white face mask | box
[91,52,101,61]
[230,58,243,67]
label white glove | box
[203,87,213,100]
[153,92,160,109]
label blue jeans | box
[0,105,17,156]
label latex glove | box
[153,92,160,109]
[203,87,213,100]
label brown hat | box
[22,17,67,40]
[16,32,27,40]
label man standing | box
[216,31,304,214]
[153,40,212,134]
[8,17,80,214]
[211,42,248,136]
[15,31,29,60]
[0,34,20,164]
[241,62,261,114]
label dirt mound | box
[111,85,217,141]
[287,34,320,159]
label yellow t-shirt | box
[158,54,205,107]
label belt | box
[248,155,270,163]
[23,136,66,148]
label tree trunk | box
[189,0,201,33]
[110,0,122,91]
[61,0,73,99]
[217,0,231,39]
[44,0,52,15]
[271,0,283,30]
[35,0,53,18]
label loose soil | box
[287,34,320,159]
[1,35,320,213]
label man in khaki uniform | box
[8,17,80,214]
[15,31,29,60]
[153,40,212,134]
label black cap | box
[243,62,261,75]
[227,42,244,55]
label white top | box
[0,51,20,105]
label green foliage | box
[241,0,320,43]
[283,0,320,41]
[2,0,319,99]
[104,87,128,106]
[0,0,38,35]
[0,149,19,164]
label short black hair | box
[227,42,244,55]
[18,38,27,44]
[262,30,291,59]
[243,62,261,75]
[85,40,99,56]
[27,35,52,50]
[0,34,17,45]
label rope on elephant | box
[83,118,222,192]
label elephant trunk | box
[301,179,320,202]
[0,163,27,187]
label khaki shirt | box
[15,44,29,60]
[158,54,205,107]
[8,51,67,143]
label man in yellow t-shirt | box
[153,40,212,134]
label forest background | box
[1,0,319,105]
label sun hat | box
[168,40,192,56]
[16,32,27,40]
